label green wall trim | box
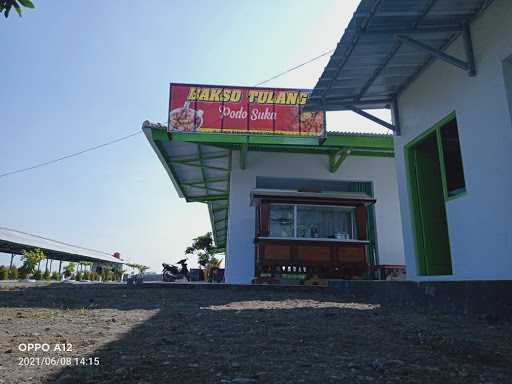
[405,112,455,149]
[404,145,426,275]
[169,130,394,150]
[323,135,393,150]
[151,129,171,141]
[187,194,229,202]
[404,111,467,202]
[404,111,459,276]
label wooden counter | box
[255,237,369,279]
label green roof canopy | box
[143,121,394,249]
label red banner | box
[168,83,325,136]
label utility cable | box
[0,49,333,179]
[0,130,141,179]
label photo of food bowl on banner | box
[168,83,325,136]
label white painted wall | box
[225,151,404,284]
[395,0,512,281]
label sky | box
[0,0,390,272]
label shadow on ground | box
[0,284,511,384]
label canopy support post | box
[391,98,401,136]
[463,22,476,76]
[396,33,476,76]
[349,106,397,132]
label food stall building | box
[144,83,404,283]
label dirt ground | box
[0,284,511,384]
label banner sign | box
[168,83,325,136]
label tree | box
[80,261,93,271]
[1,0,35,18]
[63,262,76,278]
[208,256,223,269]
[127,263,148,274]
[42,270,51,281]
[8,266,18,280]
[185,232,218,268]
[0,266,8,280]
[20,248,45,277]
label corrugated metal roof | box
[143,122,230,250]
[306,0,494,112]
[0,227,124,264]
[328,130,392,137]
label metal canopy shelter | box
[0,227,124,264]
[143,121,394,250]
[305,0,494,134]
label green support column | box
[240,144,248,170]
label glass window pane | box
[268,204,294,238]
[297,206,353,239]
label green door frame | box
[405,112,458,276]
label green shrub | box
[75,272,82,281]
[51,271,60,281]
[114,269,124,281]
[33,270,42,280]
[8,266,18,280]
[0,266,8,280]
[82,271,90,281]
[63,262,75,278]
[90,271,97,281]
[43,270,51,281]
[18,266,29,279]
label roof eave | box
[142,122,186,198]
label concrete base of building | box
[327,280,512,318]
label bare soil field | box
[0,283,511,384]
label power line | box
[203,50,334,130]
[0,49,333,179]
[0,130,142,179]
[254,49,334,86]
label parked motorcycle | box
[162,259,190,282]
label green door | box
[408,133,452,275]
